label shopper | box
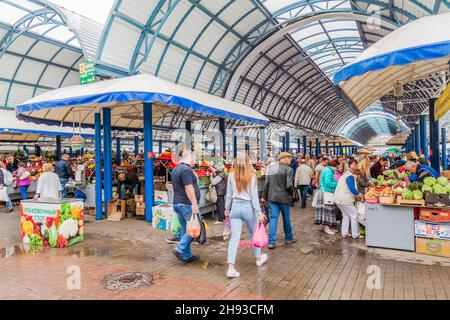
[294,158,313,209]
[314,157,329,188]
[225,152,267,278]
[210,165,228,224]
[117,169,140,199]
[305,154,316,173]
[404,161,440,183]
[35,163,62,200]
[171,151,201,263]
[54,154,73,198]
[263,152,296,249]
[314,160,340,235]
[357,157,372,194]
[334,162,345,182]
[334,160,364,239]
[370,157,388,179]
[16,162,31,200]
[0,162,14,213]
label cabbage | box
[423,177,437,186]
[437,176,448,186]
[412,190,423,200]
[402,190,413,200]
[446,183,450,194]
[433,184,447,195]
[377,175,384,181]
[422,185,433,193]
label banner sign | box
[435,83,450,121]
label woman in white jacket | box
[333,159,364,239]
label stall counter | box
[20,198,84,248]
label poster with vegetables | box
[20,201,84,248]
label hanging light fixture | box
[396,101,404,112]
[394,81,404,97]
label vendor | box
[117,169,140,199]
[404,160,440,183]
[370,157,388,178]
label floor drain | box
[101,272,154,291]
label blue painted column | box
[315,138,320,157]
[94,113,103,220]
[134,136,139,156]
[116,137,121,165]
[232,128,237,159]
[411,128,416,154]
[309,141,312,157]
[185,120,192,151]
[339,143,343,155]
[81,147,84,156]
[303,136,307,157]
[285,132,290,152]
[297,139,301,154]
[69,146,73,157]
[259,127,266,163]
[158,140,163,155]
[442,127,447,170]
[281,136,286,152]
[56,135,62,161]
[143,103,154,223]
[414,124,420,155]
[219,118,226,159]
[103,108,112,218]
[325,140,329,156]
[420,115,429,160]
[333,142,336,156]
[429,98,440,171]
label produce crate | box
[136,203,146,216]
[419,207,450,223]
[396,196,425,206]
[415,220,450,240]
[88,207,96,216]
[135,195,144,203]
[379,196,395,204]
[415,237,450,258]
[424,192,450,208]
[107,200,126,221]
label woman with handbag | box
[334,159,364,239]
[314,160,340,235]
[0,162,14,213]
[16,162,31,200]
[225,151,267,278]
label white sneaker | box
[341,233,351,238]
[226,269,240,278]
[256,254,268,267]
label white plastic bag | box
[311,190,320,208]
[0,187,9,202]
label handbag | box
[293,188,300,202]
[196,217,207,245]
[20,170,30,180]
[205,183,217,203]
[323,192,335,205]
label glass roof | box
[261,0,364,77]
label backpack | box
[2,169,13,186]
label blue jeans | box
[268,202,293,245]
[120,184,139,199]
[227,199,261,264]
[4,186,12,209]
[19,185,29,200]
[174,203,196,261]
[298,185,309,208]
[60,178,69,198]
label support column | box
[333,142,336,156]
[56,135,62,161]
[69,146,73,157]
[429,98,440,171]
[442,127,447,171]
[185,120,192,151]
[245,136,250,153]
[339,143,343,155]
[315,138,320,157]
[232,128,237,159]
[414,124,421,155]
[285,132,290,152]
[143,103,154,223]
[297,139,301,154]
[281,136,286,152]
[303,136,307,157]
[309,141,312,157]
[94,113,103,220]
[325,140,329,156]
[259,127,266,163]
[158,140,163,155]
[420,115,429,160]
[103,108,112,218]
[219,118,226,159]
[134,136,139,156]
[116,137,121,165]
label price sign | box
[147,152,155,159]
[70,135,85,151]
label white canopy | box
[334,12,450,111]
[16,74,269,130]
[0,110,94,142]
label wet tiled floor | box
[1,203,449,300]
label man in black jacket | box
[54,154,73,198]
[263,152,297,249]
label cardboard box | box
[415,237,450,258]
[415,220,450,240]
[107,200,126,221]
[442,170,450,180]
[135,195,144,203]
[154,190,168,205]
[419,208,450,223]
[151,204,175,231]
[136,203,145,216]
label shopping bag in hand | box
[170,213,182,234]
[196,217,207,245]
[223,216,231,241]
[252,223,268,248]
[187,213,201,238]
[0,187,8,202]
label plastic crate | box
[419,207,450,223]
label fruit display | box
[422,176,450,195]
[379,188,396,198]
[365,188,380,200]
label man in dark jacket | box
[54,154,73,198]
[117,170,140,199]
[263,152,297,249]
[370,157,388,179]
[210,168,228,224]
[405,161,440,182]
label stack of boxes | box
[415,208,450,257]
[151,204,175,231]
[135,195,145,216]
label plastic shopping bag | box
[196,217,207,245]
[0,187,8,202]
[223,216,231,241]
[187,213,201,238]
[170,213,182,234]
[311,190,320,208]
[252,223,268,248]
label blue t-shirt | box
[171,163,201,205]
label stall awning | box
[333,12,450,111]
[0,110,94,141]
[16,74,269,130]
